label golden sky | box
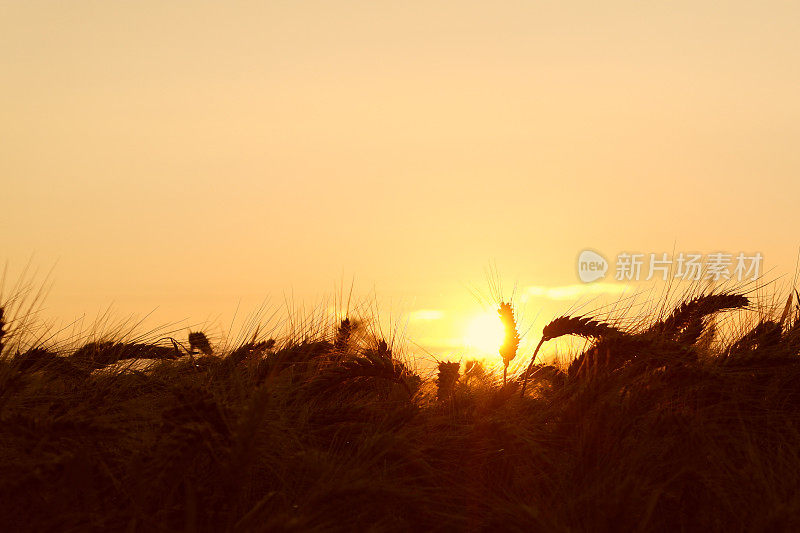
[2,2,799,362]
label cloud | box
[523,283,628,301]
[408,309,445,321]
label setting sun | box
[464,312,505,357]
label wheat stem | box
[520,338,545,396]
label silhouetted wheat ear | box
[334,317,357,350]
[0,307,5,353]
[728,320,782,356]
[651,293,749,336]
[226,338,275,365]
[788,290,800,334]
[521,314,620,396]
[436,361,460,401]
[188,331,213,355]
[311,338,414,395]
[677,316,705,345]
[498,302,519,384]
[779,291,794,326]
[542,315,621,342]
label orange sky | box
[2,2,799,364]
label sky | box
[2,2,799,364]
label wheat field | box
[1,290,800,532]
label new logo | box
[577,250,608,283]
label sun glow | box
[464,312,505,356]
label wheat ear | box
[0,307,5,355]
[520,315,621,396]
[498,302,519,385]
[649,293,748,338]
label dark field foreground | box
[2,293,800,532]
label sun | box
[464,312,505,356]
